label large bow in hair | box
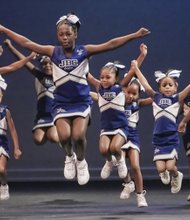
[155,69,182,83]
[130,77,145,91]
[104,62,125,70]
[56,14,81,26]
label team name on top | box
[102,92,116,101]
[59,59,78,69]
[158,98,172,106]
[41,78,54,87]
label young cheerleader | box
[0,42,35,200]
[90,44,149,183]
[4,39,59,145]
[131,60,190,194]
[116,43,151,207]
[0,77,22,200]
[0,13,150,185]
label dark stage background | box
[0,0,189,181]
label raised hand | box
[136,28,151,37]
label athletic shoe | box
[187,193,190,201]
[159,170,170,185]
[120,181,135,199]
[171,171,183,193]
[64,153,76,180]
[100,160,113,179]
[76,159,90,185]
[0,184,10,200]
[116,158,128,178]
[136,190,148,208]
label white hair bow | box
[155,69,182,83]
[129,77,145,91]
[104,62,125,69]
[0,75,7,91]
[56,14,81,26]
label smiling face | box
[41,57,53,75]
[159,77,178,96]
[100,68,117,89]
[57,23,77,50]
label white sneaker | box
[116,158,128,178]
[171,171,183,193]
[187,193,190,201]
[100,160,113,179]
[0,184,10,200]
[159,170,170,185]
[136,190,148,208]
[64,153,76,180]
[76,159,90,185]
[120,181,135,199]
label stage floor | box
[0,180,190,220]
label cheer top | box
[98,84,127,130]
[152,92,180,135]
[125,101,139,129]
[51,45,92,106]
[32,67,55,115]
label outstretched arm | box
[4,39,35,71]
[121,43,147,87]
[87,72,100,91]
[0,51,36,75]
[6,109,22,160]
[85,27,150,55]
[0,24,54,56]
[131,60,155,98]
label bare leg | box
[72,116,89,161]
[46,126,60,143]
[99,135,112,161]
[33,128,47,145]
[55,118,73,156]
[0,155,8,185]
[128,149,143,193]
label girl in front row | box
[90,62,129,180]
[89,44,149,185]
[131,60,190,194]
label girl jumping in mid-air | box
[0,13,150,185]
[131,60,190,194]
[4,39,59,145]
[0,77,22,200]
